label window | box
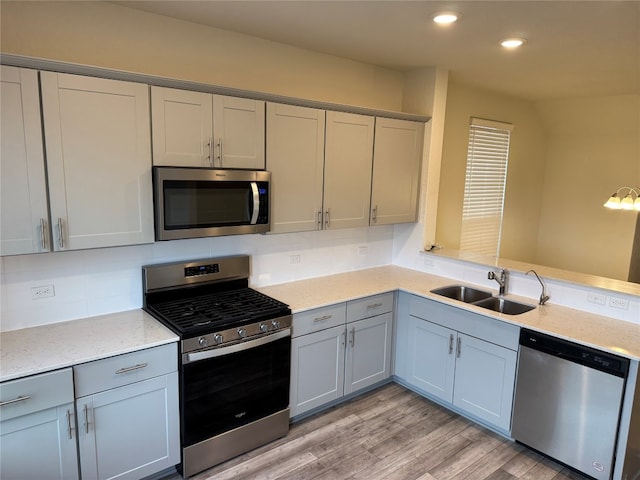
[459,118,513,256]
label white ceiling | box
[116,0,640,101]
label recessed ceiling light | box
[501,37,527,49]
[432,11,461,24]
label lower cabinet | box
[395,292,519,433]
[0,369,79,480]
[74,343,180,480]
[290,293,394,418]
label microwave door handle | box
[250,182,260,224]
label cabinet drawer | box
[347,292,394,323]
[74,343,177,397]
[0,368,73,421]
[292,303,346,338]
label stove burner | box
[147,287,290,336]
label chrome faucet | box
[527,269,550,305]
[488,269,508,296]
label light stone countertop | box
[2,265,638,384]
[0,309,178,382]
[257,265,640,361]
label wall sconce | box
[603,186,640,211]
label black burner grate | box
[147,288,290,335]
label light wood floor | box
[177,383,589,480]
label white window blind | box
[459,118,513,256]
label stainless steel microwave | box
[153,166,270,241]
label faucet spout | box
[527,269,550,305]
[488,269,508,296]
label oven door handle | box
[250,182,260,225]
[183,328,290,364]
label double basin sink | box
[430,285,535,315]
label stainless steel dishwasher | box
[512,329,629,480]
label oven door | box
[181,330,291,448]
[153,166,270,240]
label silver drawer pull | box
[366,303,383,310]
[313,315,332,323]
[0,395,31,407]
[115,363,148,375]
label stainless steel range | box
[142,255,292,478]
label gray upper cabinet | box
[0,66,50,255]
[370,117,424,225]
[40,72,154,251]
[323,111,374,230]
[151,86,265,169]
[267,103,326,233]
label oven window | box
[163,180,252,229]
[181,335,291,447]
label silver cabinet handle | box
[449,334,454,355]
[57,218,64,249]
[66,409,74,440]
[317,211,323,229]
[216,137,222,166]
[366,303,383,310]
[115,363,148,375]
[456,336,462,358]
[207,137,213,167]
[40,218,47,250]
[325,209,330,228]
[341,329,347,347]
[0,395,31,407]
[371,205,378,224]
[83,403,91,434]
[349,327,355,348]
[313,315,332,323]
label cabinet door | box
[453,333,517,432]
[370,117,424,225]
[266,103,325,233]
[1,403,79,480]
[344,312,393,395]
[77,373,180,480]
[212,95,265,169]
[323,111,374,229]
[41,72,154,250]
[0,66,50,255]
[406,316,455,402]
[290,324,345,417]
[151,86,213,167]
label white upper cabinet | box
[267,103,325,233]
[370,117,424,225]
[212,94,265,169]
[40,72,154,251]
[151,87,265,169]
[323,111,374,230]
[151,88,213,167]
[0,66,50,255]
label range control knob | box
[271,319,280,329]
[213,333,223,344]
[198,336,208,347]
[259,323,268,333]
[237,328,247,339]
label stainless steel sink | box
[430,285,492,303]
[431,284,535,315]
[473,296,535,315]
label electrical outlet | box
[609,297,629,310]
[587,292,606,305]
[31,285,55,300]
[358,246,368,256]
[289,254,301,265]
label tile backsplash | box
[0,226,394,331]
[1,221,638,332]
